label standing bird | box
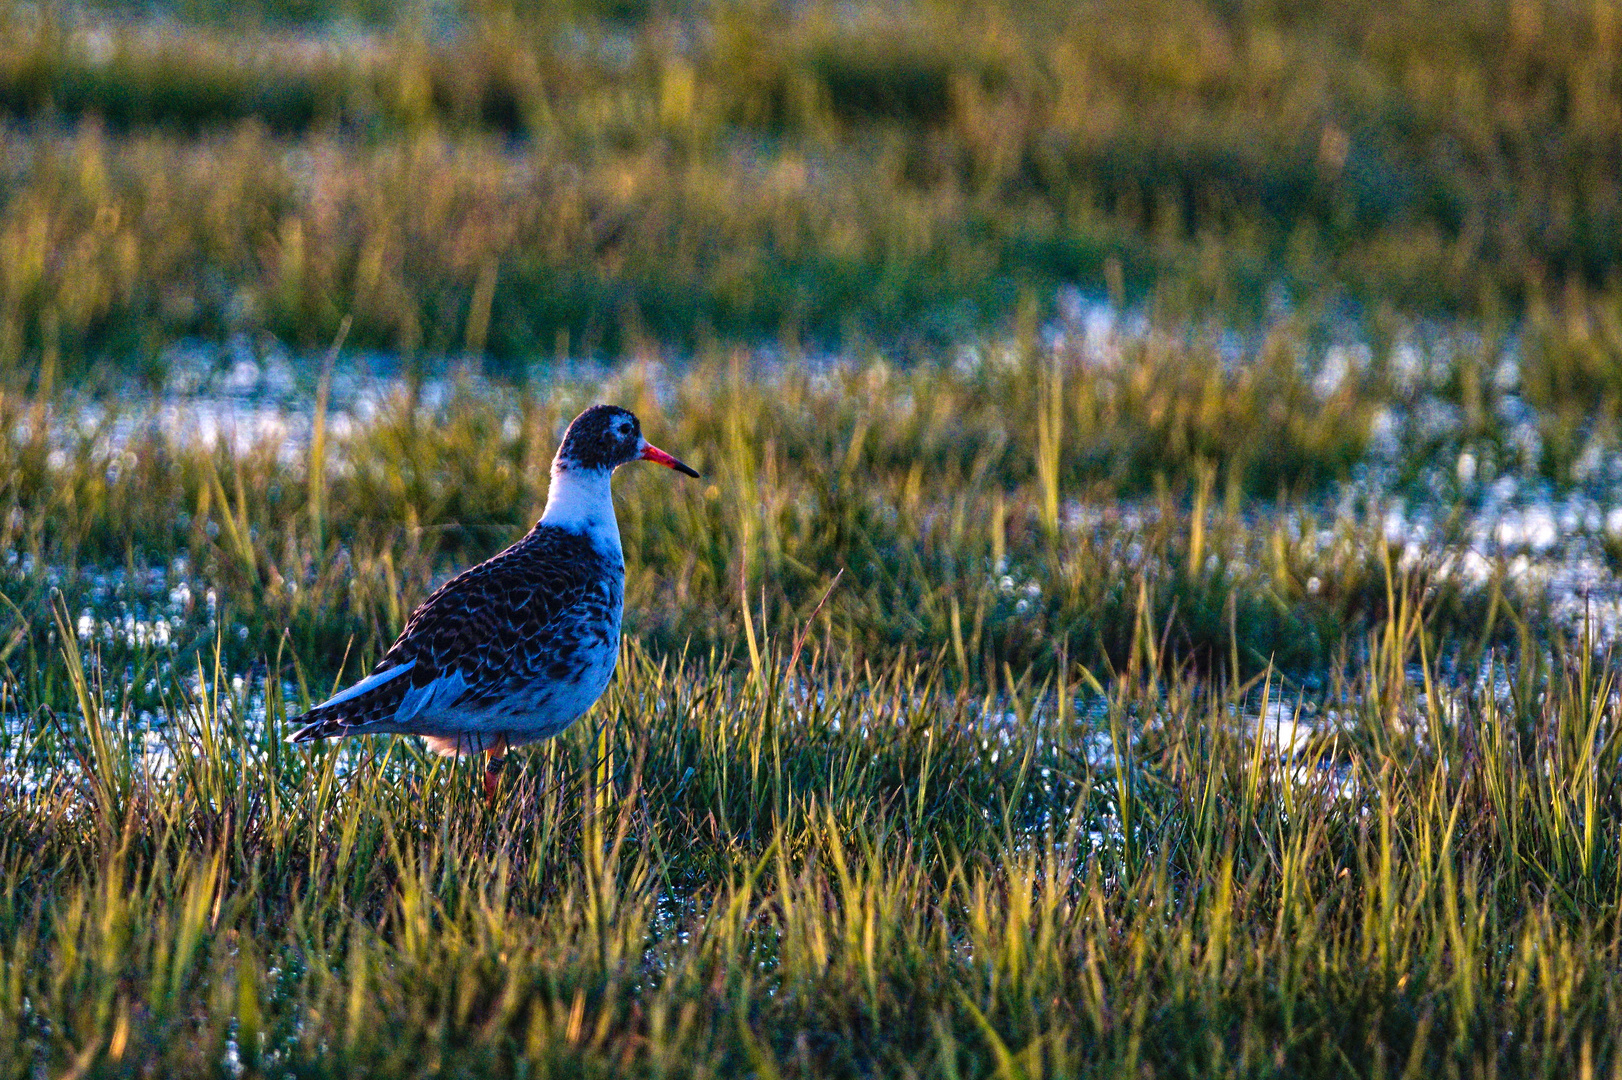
[289,404,699,798]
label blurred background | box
[2,0,1619,371]
[1,0,1621,685]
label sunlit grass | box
[0,331,1609,1071]
[0,332,1511,699]
[3,577,1621,1076]
[1,0,1621,1073]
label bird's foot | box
[482,737,509,803]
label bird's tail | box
[286,662,416,743]
[287,704,350,743]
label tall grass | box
[0,337,1599,1073]
[0,329,1515,703]
[0,332,1610,1076]
[2,578,1620,1076]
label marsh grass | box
[0,331,1520,703]
[3,563,1622,1076]
[2,0,1622,1073]
[0,333,1607,1074]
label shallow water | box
[13,293,1622,794]
[40,314,1622,626]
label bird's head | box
[554,404,700,478]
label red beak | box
[639,442,700,478]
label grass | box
[2,0,1622,1073]
[3,559,1622,1076]
[0,329,1613,1074]
[0,331,1525,692]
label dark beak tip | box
[641,443,700,478]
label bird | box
[289,403,699,798]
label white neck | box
[539,465,621,553]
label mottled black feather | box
[290,520,622,740]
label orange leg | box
[482,735,509,802]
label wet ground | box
[10,293,1622,790]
